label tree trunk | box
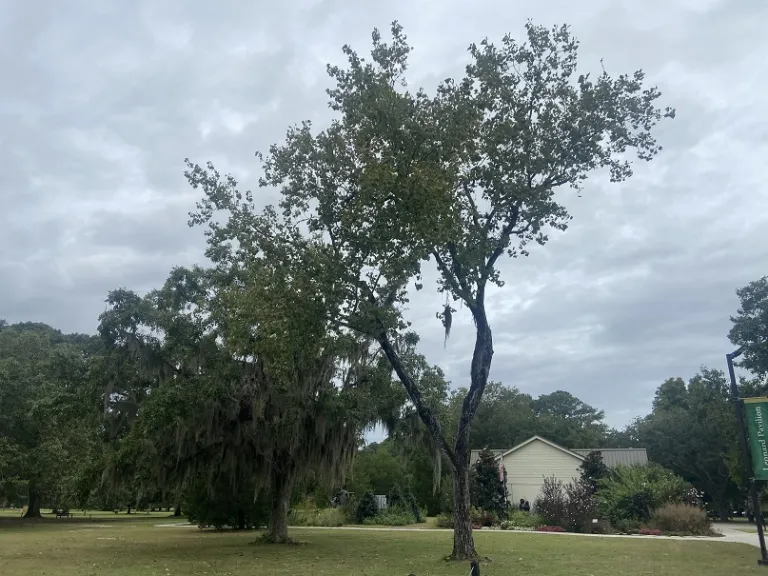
[447,305,492,561]
[174,504,182,517]
[126,505,132,515]
[374,292,493,561]
[718,499,731,522]
[265,469,292,543]
[450,456,477,560]
[23,488,41,519]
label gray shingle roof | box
[572,448,648,467]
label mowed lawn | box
[0,519,762,576]
[0,508,176,520]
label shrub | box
[343,492,359,523]
[506,509,544,528]
[435,513,454,528]
[536,525,566,532]
[533,477,567,527]
[319,508,345,526]
[363,510,415,526]
[355,492,378,524]
[612,517,641,533]
[639,528,663,536]
[470,506,497,527]
[650,503,713,536]
[288,507,345,527]
[598,464,694,525]
[500,520,535,531]
[564,480,598,533]
[406,488,423,523]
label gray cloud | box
[1,0,766,430]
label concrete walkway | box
[155,522,760,548]
[712,523,762,549]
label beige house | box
[469,435,648,506]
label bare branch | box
[376,333,456,467]
[432,249,475,308]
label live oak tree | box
[0,322,103,517]
[99,262,396,542]
[187,21,673,558]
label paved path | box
[712,523,762,549]
[155,522,761,548]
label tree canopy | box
[730,275,768,377]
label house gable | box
[498,435,586,462]
[499,436,584,505]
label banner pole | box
[727,347,768,565]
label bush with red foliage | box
[639,528,664,536]
[535,525,566,532]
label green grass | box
[0,518,762,576]
[0,508,176,520]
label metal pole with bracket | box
[727,346,768,566]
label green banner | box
[744,397,768,480]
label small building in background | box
[470,435,648,507]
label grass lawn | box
[0,508,174,520]
[0,519,762,576]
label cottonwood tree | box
[187,21,673,558]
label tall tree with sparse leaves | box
[187,21,673,558]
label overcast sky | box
[2,0,766,430]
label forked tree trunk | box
[451,458,477,560]
[265,469,293,543]
[375,296,492,561]
[449,308,492,560]
[23,488,41,519]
